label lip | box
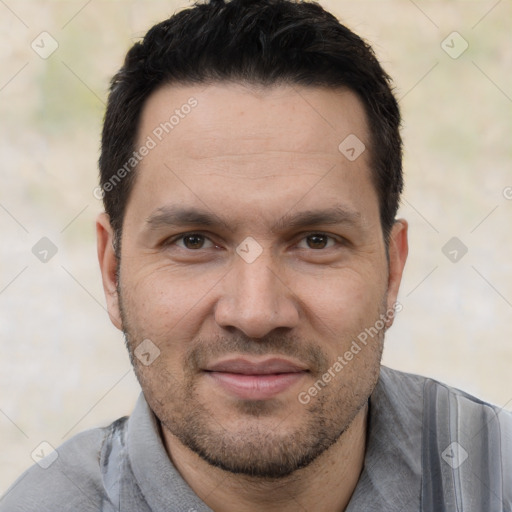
[204,357,308,400]
[205,357,308,374]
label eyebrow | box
[270,206,361,233]
[145,205,361,233]
[146,206,233,231]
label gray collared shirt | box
[1,366,511,511]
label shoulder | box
[0,417,129,512]
[379,365,510,414]
[378,365,512,507]
[379,365,512,430]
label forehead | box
[127,82,379,232]
[138,82,369,164]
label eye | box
[297,233,337,250]
[173,233,215,250]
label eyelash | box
[164,232,342,251]
[167,232,217,250]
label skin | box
[97,83,408,511]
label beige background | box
[1,0,511,494]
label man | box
[1,0,510,510]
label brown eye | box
[296,233,338,251]
[177,234,213,250]
[306,234,330,249]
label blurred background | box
[1,0,511,493]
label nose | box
[214,254,300,339]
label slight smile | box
[204,357,309,400]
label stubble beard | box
[118,284,385,480]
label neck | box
[162,403,368,512]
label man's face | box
[98,83,407,478]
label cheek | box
[296,267,388,358]
[121,265,220,342]
[300,267,386,319]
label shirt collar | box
[127,366,423,511]
[345,366,423,511]
[127,392,214,511]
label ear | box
[385,219,408,328]
[96,212,123,330]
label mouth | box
[203,357,309,400]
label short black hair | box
[99,0,403,252]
